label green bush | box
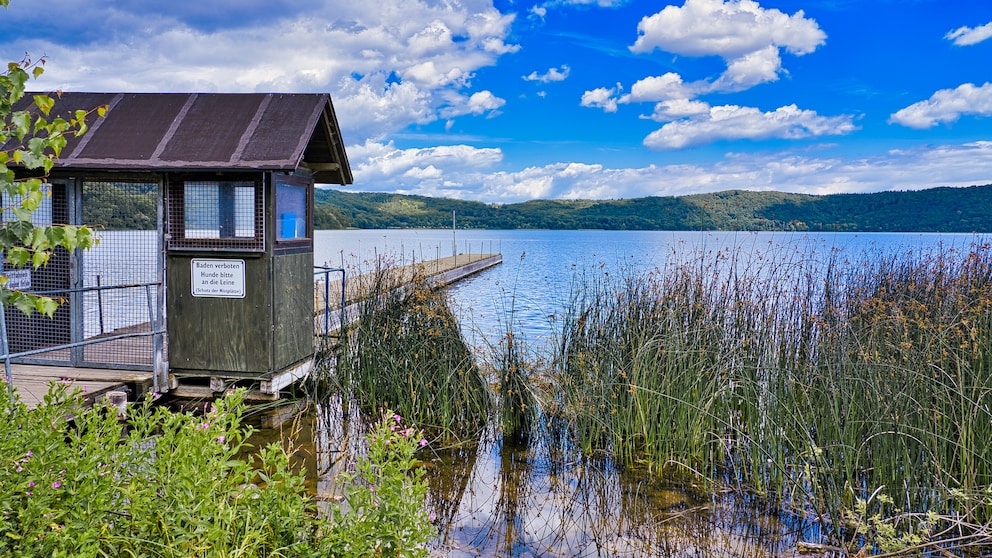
[0,384,434,557]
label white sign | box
[2,269,31,290]
[191,259,246,298]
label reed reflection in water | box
[300,399,799,557]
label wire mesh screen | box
[79,181,162,368]
[2,184,72,358]
[167,179,264,252]
[4,181,164,368]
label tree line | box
[79,182,992,233]
[315,184,992,232]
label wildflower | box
[28,482,35,488]
[217,435,226,444]
[52,481,61,489]
[419,439,429,447]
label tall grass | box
[332,264,493,442]
[549,240,992,552]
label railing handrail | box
[314,266,346,338]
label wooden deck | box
[5,364,155,410]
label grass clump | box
[334,265,493,442]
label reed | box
[549,239,992,552]
[333,263,493,442]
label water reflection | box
[270,400,803,557]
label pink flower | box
[28,482,35,488]
[52,481,61,489]
[419,439,429,447]
[217,435,226,444]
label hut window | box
[184,181,255,239]
[168,179,264,252]
[275,181,308,240]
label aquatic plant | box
[548,240,992,554]
[334,263,493,442]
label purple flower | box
[52,481,61,489]
[28,482,35,488]
[217,435,226,444]
[419,439,429,447]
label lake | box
[307,229,988,556]
[316,229,983,353]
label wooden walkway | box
[8,253,501,408]
[5,364,154,410]
[314,253,502,335]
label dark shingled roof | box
[15,92,353,185]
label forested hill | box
[315,184,992,233]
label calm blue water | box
[315,229,985,355]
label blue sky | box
[2,0,991,203]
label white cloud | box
[945,21,992,46]
[620,73,696,103]
[350,140,503,186]
[643,104,858,149]
[580,85,622,112]
[646,98,711,121]
[345,141,992,202]
[629,0,825,91]
[439,90,507,120]
[523,65,571,83]
[631,0,825,58]
[889,82,992,129]
[710,44,782,91]
[0,0,519,145]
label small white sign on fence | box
[191,259,246,298]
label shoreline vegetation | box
[314,183,992,233]
[321,238,992,555]
[82,182,992,233]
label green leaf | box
[32,248,50,269]
[7,219,33,242]
[7,246,29,267]
[36,296,59,317]
[11,291,36,316]
[33,94,54,116]
[10,109,29,141]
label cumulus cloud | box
[523,65,571,83]
[620,73,696,103]
[0,0,519,145]
[345,140,992,202]
[643,104,858,150]
[580,84,622,112]
[646,98,711,121]
[945,21,992,46]
[889,82,992,129]
[629,0,825,91]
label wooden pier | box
[313,253,502,337]
[6,252,500,408]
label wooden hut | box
[5,92,352,398]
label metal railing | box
[2,281,166,397]
[314,266,346,338]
